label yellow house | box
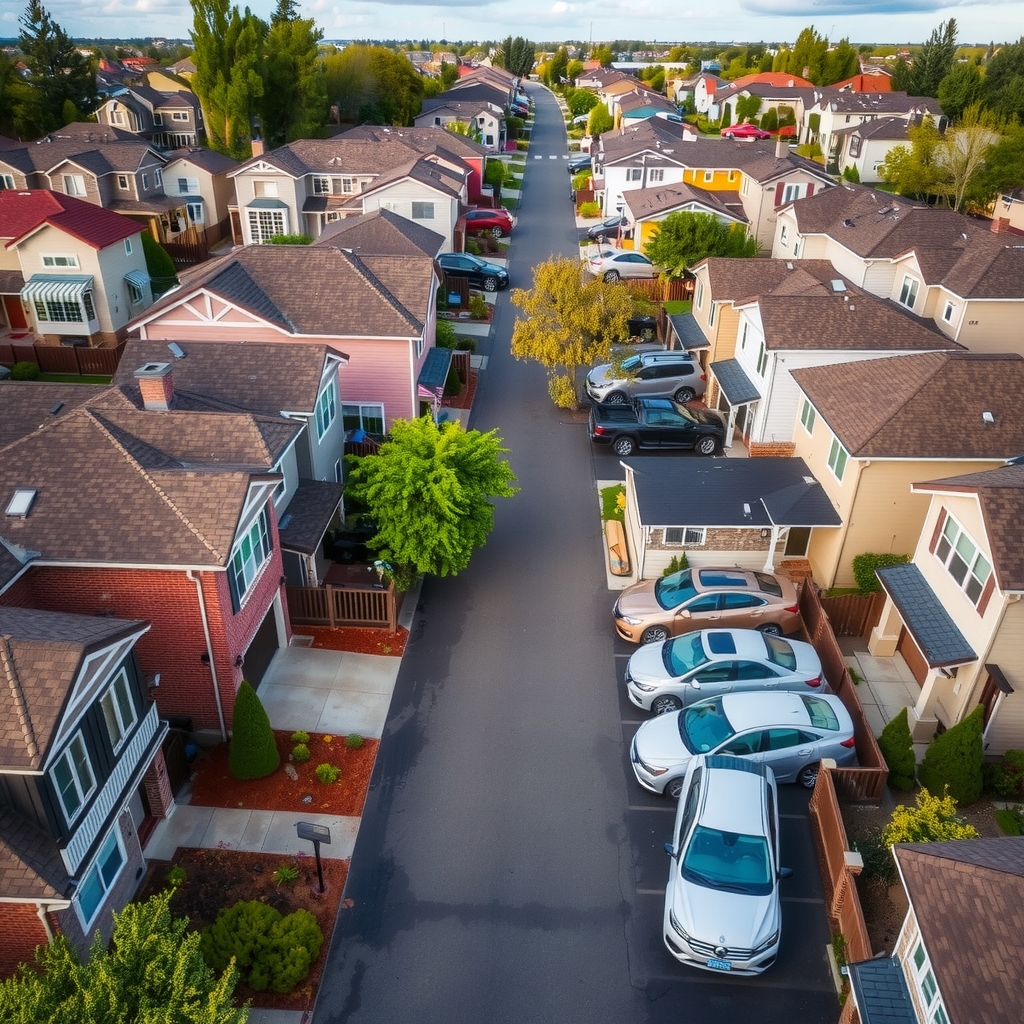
[790,351,1024,590]
[622,181,747,252]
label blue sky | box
[1,0,1021,47]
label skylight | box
[6,489,37,517]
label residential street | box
[312,84,838,1024]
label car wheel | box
[798,763,820,789]
[724,131,735,139]
[696,435,719,456]
[605,391,628,405]
[612,435,636,456]
[665,775,686,799]
[603,270,620,282]
[651,694,683,716]
[491,226,504,238]
[757,622,783,636]
[673,387,695,404]
[640,624,669,645]
[483,277,498,292]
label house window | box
[664,527,706,545]
[254,180,279,198]
[334,459,343,483]
[779,224,789,247]
[52,732,95,823]
[153,112,163,125]
[412,202,434,220]
[782,184,804,203]
[342,403,385,435]
[701,170,713,183]
[827,436,848,481]
[740,321,748,349]
[315,378,337,440]
[272,462,287,504]
[75,827,125,929]
[229,505,273,610]
[341,178,355,193]
[63,174,87,197]
[35,297,86,323]
[0,174,14,190]
[741,176,749,195]
[172,111,189,121]
[42,254,79,268]
[912,942,949,1024]
[942,301,955,323]
[434,116,442,126]
[935,513,992,606]
[792,239,801,258]
[416,335,424,358]
[110,110,126,125]
[141,173,149,191]
[313,176,332,195]
[628,168,642,181]
[899,275,920,309]
[186,201,204,223]
[800,398,816,434]
[83,291,96,320]
[247,208,286,243]
[695,280,704,310]
[124,237,133,256]
[849,135,861,158]
[126,277,145,304]
[756,340,768,375]
[101,669,137,751]
[648,168,664,183]
[154,168,162,187]
[178,177,200,194]
[117,173,130,190]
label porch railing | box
[286,581,399,631]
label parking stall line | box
[628,805,675,813]
[622,718,644,726]
[637,888,666,896]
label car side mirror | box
[779,866,794,879]
[689,680,701,690]
[677,609,691,618]
[664,842,677,858]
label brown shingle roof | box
[623,182,746,222]
[697,257,844,301]
[0,805,71,900]
[278,480,345,555]
[791,352,1024,458]
[0,382,105,448]
[895,838,1024,1024]
[312,208,444,258]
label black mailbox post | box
[296,821,331,893]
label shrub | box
[760,107,778,131]
[483,158,507,188]
[851,552,911,593]
[662,553,689,576]
[435,319,458,349]
[571,169,592,191]
[506,115,524,139]
[547,373,576,408]
[851,829,897,883]
[265,234,313,245]
[842,164,861,183]
[166,865,187,887]
[468,293,488,319]
[315,763,340,784]
[878,707,916,791]
[601,484,625,522]
[465,238,482,255]
[996,807,1024,835]
[881,788,980,845]
[777,104,796,127]
[578,201,601,217]
[796,141,823,160]
[453,335,476,353]
[345,732,364,749]
[11,361,40,381]
[141,231,178,295]
[443,362,463,397]
[290,730,310,744]
[984,750,1024,798]
[291,743,311,763]
[228,680,280,780]
[516,139,529,151]
[918,705,984,805]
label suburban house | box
[0,606,173,974]
[0,190,153,348]
[128,242,438,432]
[312,206,445,258]
[620,181,747,251]
[788,352,1024,591]
[991,185,1024,236]
[848,838,1023,1024]
[612,87,678,127]
[415,97,506,152]
[693,72,727,117]
[95,84,205,149]
[829,116,912,182]
[576,67,632,91]
[716,72,815,134]
[773,184,1024,350]
[160,146,240,251]
[620,456,841,578]
[868,463,1024,747]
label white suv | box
[663,754,791,975]
[586,351,706,405]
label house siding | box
[954,299,1024,353]
[980,599,1024,754]
[361,181,460,252]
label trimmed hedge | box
[852,552,910,593]
[878,707,916,791]
[229,680,280,780]
[918,705,984,805]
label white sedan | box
[587,249,660,282]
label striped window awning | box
[20,274,94,303]
[124,269,150,289]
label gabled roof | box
[419,97,501,119]
[695,256,853,302]
[0,129,165,177]
[338,124,487,162]
[623,181,746,223]
[791,352,1024,458]
[894,838,1024,1024]
[312,207,444,258]
[0,382,102,448]
[0,189,141,249]
[165,147,239,175]
[359,154,465,201]
[815,90,940,115]
[726,71,814,91]
[831,115,911,141]
[0,804,72,900]
[835,73,892,93]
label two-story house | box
[693,72,727,117]
[96,84,205,149]
[828,116,913,183]
[0,190,153,348]
[158,147,239,250]
[414,97,505,152]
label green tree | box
[734,94,762,123]
[890,56,913,93]
[879,116,949,200]
[644,212,759,280]
[881,788,980,845]
[141,232,178,296]
[821,39,859,86]
[496,36,536,78]
[510,257,635,408]
[440,60,460,89]
[588,103,613,135]
[938,60,984,119]
[939,105,1004,211]
[0,891,245,1023]
[591,45,615,68]
[345,416,517,581]
[566,88,599,117]
[324,45,423,125]
[261,16,327,147]
[918,704,985,804]
[907,19,959,97]
[566,59,584,81]
[270,0,298,22]
[546,46,568,88]
[775,26,828,84]
[878,707,916,790]
[977,123,1024,205]
[229,679,280,780]
[983,38,1024,120]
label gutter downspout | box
[187,569,227,741]
[830,458,869,589]
[34,900,68,943]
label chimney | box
[134,361,175,410]
[776,135,787,159]
[251,137,264,157]
[991,216,1010,234]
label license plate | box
[706,957,732,971]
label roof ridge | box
[344,252,422,334]
[0,636,40,768]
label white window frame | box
[912,941,950,1024]
[756,340,768,376]
[934,513,992,607]
[0,173,14,190]
[664,527,706,545]
[34,291,95,324]
[782,183,804,204]
[186,201,204,223]
[342,402,385,435]
[315,378,337,440]
[52,732,96,823]
[75,826,126,929]
[827,435,849,482]
[141,173,149,191]
[800,398,816,434]
[63,174,87,197]
[708,301,716,328]
[779,223,789,247]
[177,177,199,194]
[341,177,355,193]
[411,201,435,220]
[230,504,273,610]
[247,208,287,244]
[124,237,133,256]
[703,170,714,183]
[42,254,79,268]
[127,278,145,304]
[171,110,189,121]
[254,179,279,198]
[899,274,919,309]
[312,176,331,195]
[942,300,955,323]
[153,112,163,126]
[627,167,642,182]
[334,459,343,483]
[695,280,704,310]
[100,668,137,751]
[117,173,130,190]
[154,168,162,187]
[648,168,664,183]
[792,239,801,258]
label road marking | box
[549,154,558,159]
[628,804,675,812]
[534,155,542,160]
[637,888,665,896]
[562,154,570,158]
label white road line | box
[534,155,542,160]
[637,888,665,896]
[613,653,631,659]
[562,154,570,158]
[549,154,558,159]
[628,805,674,812]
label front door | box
[898,627,928,686]
[244,602,281,689]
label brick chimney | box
[134,361,174,410]
[251,138,264,157]
[991,216,1010,234]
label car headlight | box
[630,680,656,692]
[635,755,667,776]
[668,909,690,942]
[752,930,779,955]
[619,615,642,626]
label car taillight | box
[700,374,707,381]
[594,424,606,435]
[840,736,856,748]
[805,676,822,688]
[785,604,799,613]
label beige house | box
[991,186,1024,235]
[790,352,1024,591]
[161,147,240,249]
[870,464,1024,752]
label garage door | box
[245,604,280,690]
[898,626,928,687]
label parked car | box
[589,397,725,457]
[464,207,515,238]
[587,249,659,282]
[721,124,772,140]
[586,215,628,241]
[625,314,657,340]
[613,567,801,645]
[662,754,790,975]
[625,628,824,715]
[632,691,855,797]
[568,154,591,174]
[437,252,509,292]
[586,351,706,405]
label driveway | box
[312,85,838,1024]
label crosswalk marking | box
[534,155,542,160]
[549,155,558,159]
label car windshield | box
[663,631,709,676]
[680,699,734,753]
[802,696,840,731]
[681,827,773,895]
[654,569,697,610]
[762,634,796,670]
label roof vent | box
[831,279,847,292]
[803,475,815,484]
[50,401,64,415]
[842,218,854,227]
[786,261,794,270]
[848,304,855,311]
[167,342,186,359]
[983,411,995,425]
[6,489,37,518]
[742,502,752,517]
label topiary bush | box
[11,361,41,380]
[983,749,1024,798]
[842,164,861,183]
[345,732,364,749]
[443,362,463,397]
[315,763,340,784]
[760,107,778,131]
[229,680,280,780]
[878,707,916,791]
[851,552,911,593]
[918,705,985,805]
[291,743,311,763]
[881,788,979,845]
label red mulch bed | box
[189,730,378,816]
[299,624,408,656]
[137,849,347,1012]
[443,368,478,410]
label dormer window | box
[100,669,137,751]
[52,732,96,823]
[898,274,919,310]
[117,174,130,190]
[313,176,332,195]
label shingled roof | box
[695,257,846,302]
[894,838,1024,1024]
[0,382,104,448]
[622,181,746,222]
[312,208,444,258]
[0,132,163,177]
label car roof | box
[698,756,769,833]
[700,628,770,660]
[694,567,757,591]
[718,691,812,732]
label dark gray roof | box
[876,563,976,667]
[313,208,445,259]
[277,481,344,555]
[710,358,760,405]
[623,456,841,529]
[847,957,917,1024]
[667,312,708,351]
[417,345,453,397]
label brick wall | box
[749,440,796,458]
[142,747,174,817]
[0,902,52,979]
[648,527,772,553]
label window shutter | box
[977,573,996,616]
[774,182,785,207]
[806,183,815,197]
[928,508,947,554]
[228,571,240,614]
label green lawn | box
[662,300,692,315]
[501,197,518,211]
[601,484,626,523]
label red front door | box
[2,295,28,330]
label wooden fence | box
[799,581,889,803]
[0,340,125,376]
[625,278,693,302]
[819,591,886,637]
[163,237,209,267]
[286,581,399,631]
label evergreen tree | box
[907,19,958,98]
[229,679,280,780]
[261,17,327,147]
[270,0,298,23]
[983,38,1024,120]
[938,60,984,119]
[878,707,916,791]
[820,39,859,86]
[918,705,985,804]
[324,45,423,126]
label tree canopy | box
[644,213,760,280]
[260,15,327,147]
[905,19,959,98]
[495,36,536,78]
[771,27,857,86]
[324,45,424,126]
[983,38,1024,120]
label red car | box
[721,123,772,140]
[464,208,515,238]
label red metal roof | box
[0,190,141,250]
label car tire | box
[757,623,783,636]
[605,391,628,405]
[483,277,498,292]
[652,694,683,716]
[640,624,669,645]
[674,387,695,404]
[696,435,719,456]
[603,270,620,282]
[798,763,820,789]
[665,775,686,799]
[612,435,636,456]
[491,226,504,238]
[724,131,735,139]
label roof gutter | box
[187,569,227,741]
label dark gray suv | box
[586,351,707,405]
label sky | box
[1,0,1022,48]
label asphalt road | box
[312,85,838,1024]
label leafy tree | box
[734,94,762,123]
[774,26,828,84]
[647,70,665,92]
[760,107,778,131]
[440,61,460,89]
[918,704,985,804]
[938,60,984,119]
[495,36,536,78]
[588,103,613,135]
[881,788,979,845]
[546,46,568,88]
[890,56,913,93]
[906,19,959,97]
[510,257,635,409]
[229,679,280,780]
[644,212,759,280]
[270,0,297,22]
[939,105,1005,211]
[324,45,423,126]
[0,53,20,137]
[566,87,599,117]
[983,38,1024,120]
[345,416,517,582]
[820,39,859,86]
[878,707,916,790]
[446,120,482,144]
[591,45,615,68]
[141,232,179,296]
[879,116,949,200]
[977,123,1024,205]
[566,59,584,81]
[0,891,245,1023]
[261,16,327,147]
